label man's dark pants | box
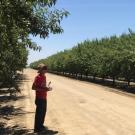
[34,98,47,131]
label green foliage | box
[0,0,69,86]
[30,30,135,86]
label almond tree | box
[0,0,68,88]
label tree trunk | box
[113,76,115,86]
[102,77,105,82]
[93,75,96,81]
[85,73,88,79]
[80,73,82,79]
[128,80,130,87]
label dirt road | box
[8,68,135,135]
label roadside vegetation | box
[0,0,68,91]
[30,29,135,92]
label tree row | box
[30,30,135,86]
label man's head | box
[37,64,47,74]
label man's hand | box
[47,87,52,91]
[35,86,51,91]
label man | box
[32,65,52,132]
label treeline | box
[30,30,135,87]
[0,0,68,88]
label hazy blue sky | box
[28,0,135,64]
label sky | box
[28,0,135,64]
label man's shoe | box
[41,125,48,130]
[34,126,48,133]
[34,129,40,133]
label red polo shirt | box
[33,74,47,99]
